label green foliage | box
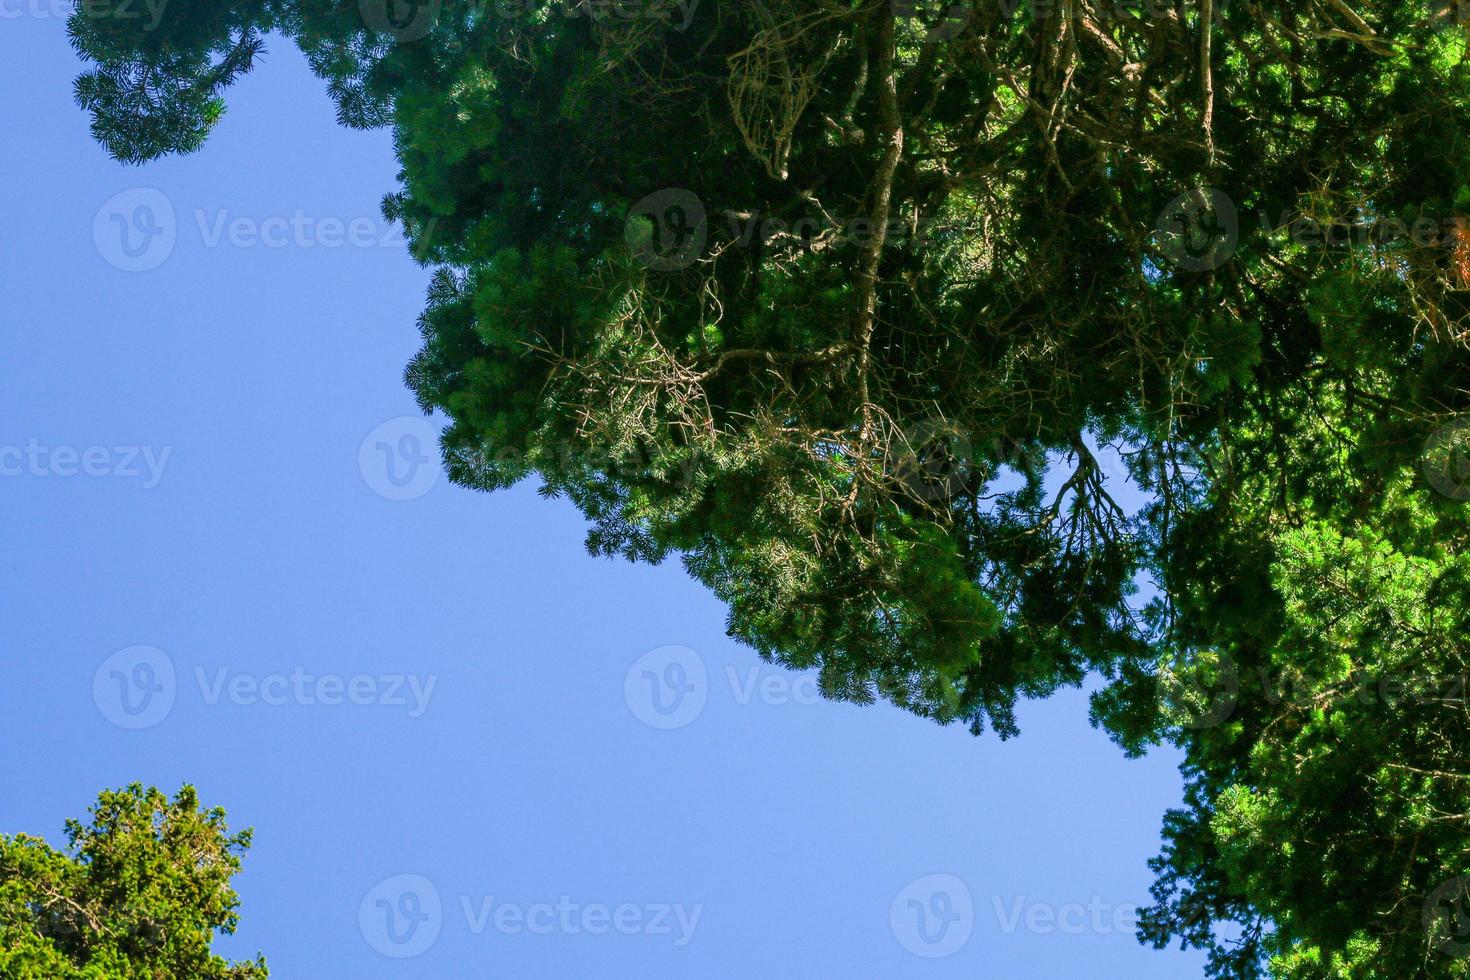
[0,785,266,978]
[66,2,1470,975]
[1125,403,1470,977]
[70,0,272,163]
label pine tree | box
[66,3,1470,973]
[0,785,267,978]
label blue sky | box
[0,15,1207,977]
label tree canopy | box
[0,785,266,978]
[67,1,1470,975]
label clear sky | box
[0,14,1207,978]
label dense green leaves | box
[66,2,1470,974]
[0,785,266,978]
